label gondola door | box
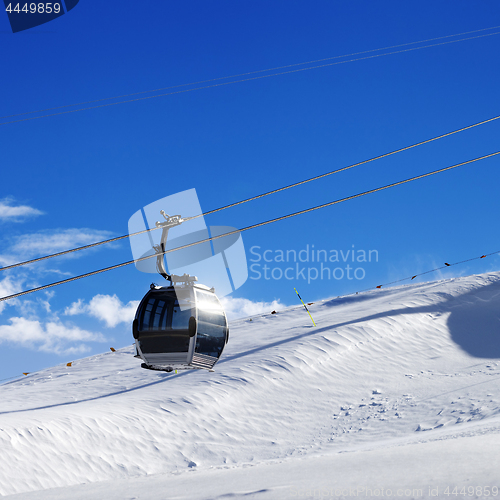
[192,288,228,370]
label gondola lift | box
[133,212,229,372]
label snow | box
[1,272,500,499]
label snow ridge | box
[1,272,500,498]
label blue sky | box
[1,0,500,380]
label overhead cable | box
[1,150,498,303]
[1,24,498,122]
[1,29,499,126]
[352,250,500,295]
[1,113,499,274]
[190,114,500,220]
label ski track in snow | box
[1,272,500,498]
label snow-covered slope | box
[1,272,500,499]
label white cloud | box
[0,276,23,314]
[220,296,286,320]
[1,228,114,263]
[0,198,43,222]
[65,294,139,328]
[0,316,105,355]
[64,298,86,316]
[0,228,116,270]
[68,294,283,325]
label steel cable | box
[1,30,499,127]
[1,24,498,122]
[1,150,498,303]
[1,113,499,274]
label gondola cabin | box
[133,276,229,372]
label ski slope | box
[1,272,500,499]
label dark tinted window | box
[142,299,154,329]
[194,290,227,358]
[195,325,226,358]
[153,300,165,329]
[198,309,226,326]
[139,291,193,331]
[172,297,193,330]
